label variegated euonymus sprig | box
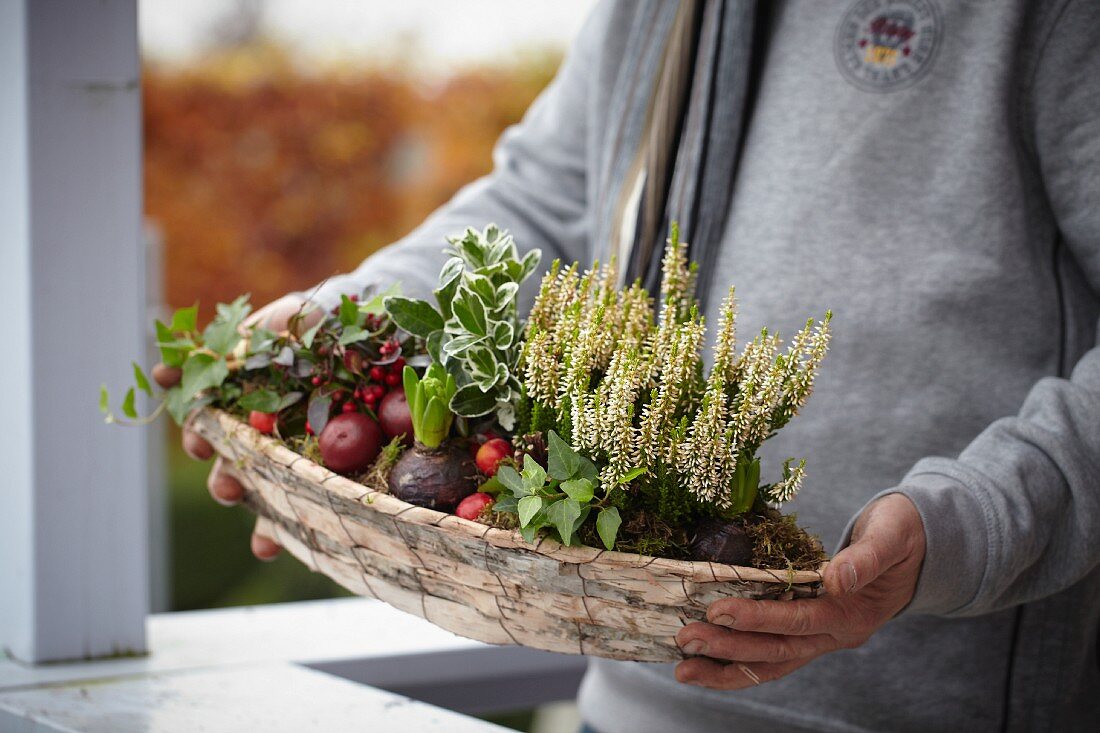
[385,225,540,430]
[521,225,832,517]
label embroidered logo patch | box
[835,0,941,92]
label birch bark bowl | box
[191,408,825,663]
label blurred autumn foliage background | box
[145,44,559,318]
[142,2,570,615]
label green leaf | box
[478,476,504,495]
[179,353,229,401]
[518,495,543,527]
[169,304,198,334]
[617,466,648,485]
[384,297,444,339]
[547,430,579,480]
[521,453,547,489]
[277,391,303,410]
[121,388,137,419]
[426,329,446,364]
[308,393,333,435]
[338,326,372,346]
[575,454,599,482]
[560,478,594,503]
[441,332,485,357]
[492,494,518,514]
[98,384,109,414]
[203,295,252,355]
[419,396,449,448]
[496,466,528,497]
[300,320,324,349]
[546,498,581,545]
[450,383,497,418]
[357,282,400,317]
[131,362,152,396]
[596,507,622,551]
[238,389,281,413]
[339,295,361,328]
[450,288,487,336]
[155,320,189,367]
[491,320,514,349]
[519,249,541,282]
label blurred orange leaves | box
[144,44,559,317]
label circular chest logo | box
[835,0,942,92]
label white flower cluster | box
[521,231,831,510]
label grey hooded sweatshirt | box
[307,1,1100,731]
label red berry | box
[384,372,401,387]
[391,356,406,371]
[476,438,512,477]
[248,411,278,435]
[305,421,314,436]
[369,366,385,382]
[369,384,386,399]
[348,294,359,302]
[363,392,378,407]
[342,401,356,413]
[455,492,494,521]
[311,376,322,386]
[318,413,382,474]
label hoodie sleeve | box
[843,0,1100,617]
[299,2,615,312]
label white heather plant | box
[519,226,831,524]
[385,225,540,430]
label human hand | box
[151,293,322,561]
[674,493,926,689]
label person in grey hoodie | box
[169,1,1100,731]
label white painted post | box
[0,0,148,662]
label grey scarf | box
[599,0,763,306]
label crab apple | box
[248,411,278,435]
[455,492,494,521]
[476,438,512,477]
[378,389,414,445]
[318,413,382,474]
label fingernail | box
[682,640,706,655]
[842,563,858,594]
[712,614,734,627]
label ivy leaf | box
[121,388,137,419]
[517,495,543,527]
[132,362,152,396]
[385,297,444,339]
[358,282,400,317]
[521,453,547,488]
[300,320,324,349]
[203,295,251,355]
[308,392,332,435]
[547,430,579,481]
[169,304,198,334]
[496,465,528,497]
[560,478,594,503]
[339,295,361,328]
[180,354,229,401]
[596,507,622,551]
[546,498,582,545]
[165,387,215,425]
[98,384,109,414]
[492,494,518,514]
[155,320,190,367]
[478,475,504,495]
[617,466,648,484]
[338,326,372,346]
[449,383,497,418]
